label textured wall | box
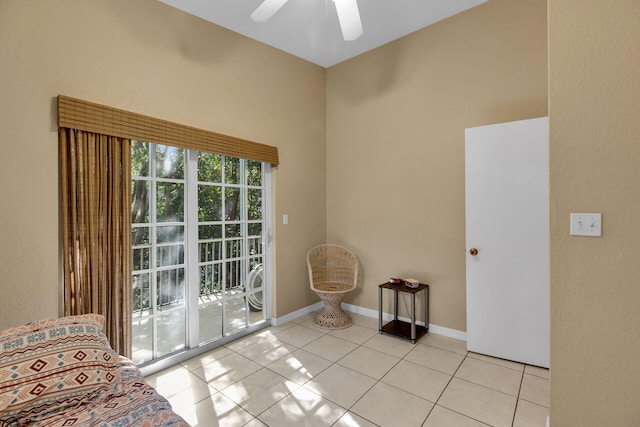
[326,0,548,331]
[0,0,326,328]
[549,0,640,424]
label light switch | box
[570,213,602,236]
[283,214,288,225]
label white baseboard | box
[271,302,322,326]
[427,323,467,342]
[546,416,550,427]
[342,302,379,319]
[273,301,467,342]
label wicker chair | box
[306,244,358,329]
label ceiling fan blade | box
[333,0,363,41]
[251,0,288,22]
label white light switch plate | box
[570,213,602,236]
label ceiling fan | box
[250,0,363,41]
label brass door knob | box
[469,248,478,256]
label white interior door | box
[465,117,549,368]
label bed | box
[0,314,189,427]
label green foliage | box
[155,145,184,179]
[225,157,240,184]
[131,140,149,177]
[247,189,262,220]
[156,182,184,222]
[247,160,262,186]
[198,185,222,222]
[198,152,222,183]
[131,141,150,246]
[131,141,266,309]
[132,273,150,312]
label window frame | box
[132,141,272,367]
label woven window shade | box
[57,95,279,166]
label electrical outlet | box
[570,213,602,236]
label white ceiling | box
[159,0,489,68]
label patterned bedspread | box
[0,315,190,427]
[15,358,190,427]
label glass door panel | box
[156,310,186,357]
[224,297,248,335]
[132,142,269,366]
[198,300,223,345]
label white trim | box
[273,301,467,342]
[546,416,550,427]
[428,323,467,341]
[342,302,378,319]
[263,163,273,322]
[271,302,323,326]
[186,149,199,349]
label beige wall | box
[0,0,326,329]
[326,0,548,331]
[4,0,637,421]
[549,1,640,425]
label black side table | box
[378,282,429,343]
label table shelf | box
[380,319,428,342]
[378,282,429,343]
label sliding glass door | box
[131,141,270,365]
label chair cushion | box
[313,282,355,293]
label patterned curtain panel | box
[59,128,132,357]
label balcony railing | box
[132,236,262,316]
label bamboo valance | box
[57,95,279,166]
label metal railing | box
[132,236,262,316]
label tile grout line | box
[308,328,391,415]
[336,331,464,426]
[263,323,382,426]
[283,319,415,426]
[178,312,547,426]
[421,348,468,424]
[334,331,408,426]
[177,313,505,427]
[247,318,380,425]
[265,319,466,426]
[165,315,354,425]
[510,366,526,427]
[237,324,332,425]
[424,351,498,427]
[448,354,528,395]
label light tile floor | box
[145,312,549,427]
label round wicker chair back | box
[306,244,358,329]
